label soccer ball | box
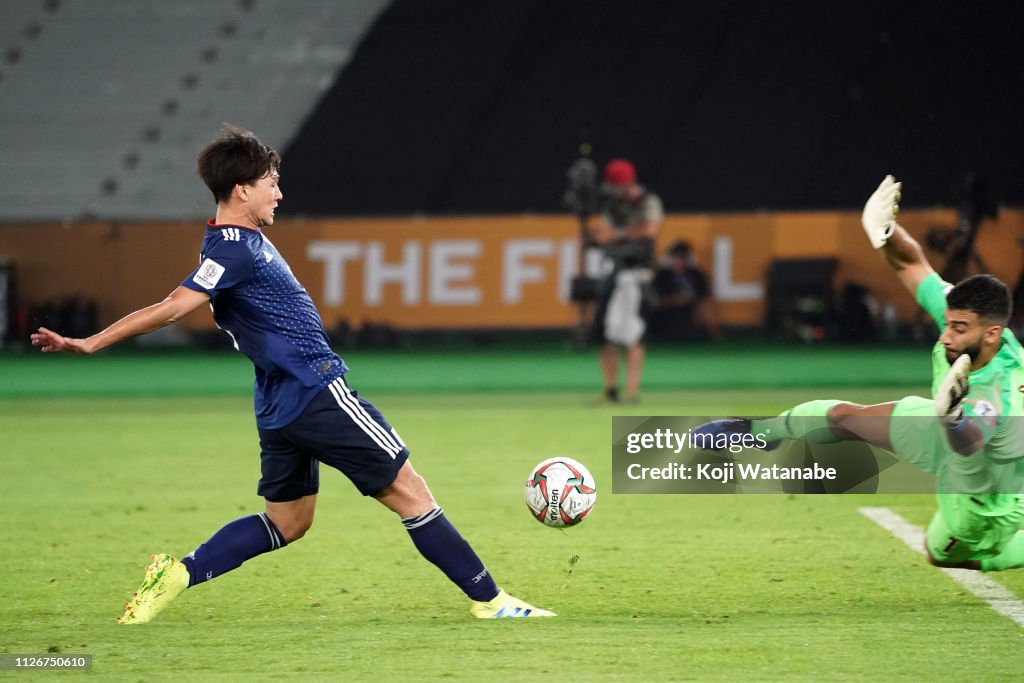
[525,457,597,527]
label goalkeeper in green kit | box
[696,175,1024,571]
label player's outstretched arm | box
[861,175,936,298]
[31,286,210,355]
[880,223,936,298]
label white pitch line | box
[858,506,1024,629]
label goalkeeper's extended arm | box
[860,175,936,297]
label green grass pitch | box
[3,374,1024,679]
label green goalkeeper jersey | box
[916,273,1024,495]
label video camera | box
[562,157,602,219]
[563,157,604,303]
[927,173,1000,284]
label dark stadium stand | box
[284,0,1024,215]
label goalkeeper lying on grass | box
[697,175,1024,571]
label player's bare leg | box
[624,343,645,402]
[374,460,437,518]
[599,343,619,401]
[265,494,317,543]
[825,401,897,450]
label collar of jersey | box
[207,219,260,234]
[995,330,1024,369]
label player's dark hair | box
[197,125,281,203]
[947,274,1011,326]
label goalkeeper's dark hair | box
[197,125,280,203]
[947,274,1011,326]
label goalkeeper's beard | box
[945,341,981,365]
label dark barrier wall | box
[283,1,1024,215]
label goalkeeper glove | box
[936,354,971,430]
[861,175,902,249]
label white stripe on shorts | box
[327,378,402,458]
[333,378,404,453]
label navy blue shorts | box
[257,377,409,502]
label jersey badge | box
[969,398,999,429]
[973,399,996,417]
[192,258,226,289]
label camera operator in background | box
[587,159,662,404]
[651,240,721,343]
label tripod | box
[564,157,602,350]
[938,213,990,284]
[1011,238,1024,337]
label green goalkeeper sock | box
[750,400,842,444]
[981,532,1024,572]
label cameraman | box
[587,159,662,403]
[651,240,720,343]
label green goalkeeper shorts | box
[891,396,1024,561]
[926,494,1024,562]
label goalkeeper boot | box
[691,418,780,451]
[470,589,556,618]
[117,553,189,624]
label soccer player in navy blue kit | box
[31,126,554,622]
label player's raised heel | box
[117,553,189,625]
[469,589,556,618]
[691,418,780,451]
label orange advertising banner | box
[2,210,1023,330]
[282,216,581,328]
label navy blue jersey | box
[182,221,347,428]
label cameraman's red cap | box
[604,159,636,186]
